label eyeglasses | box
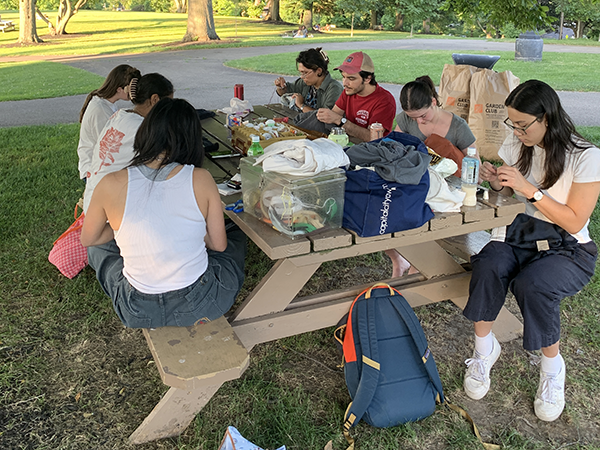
[299,69,314,78]
[504,117,538,135]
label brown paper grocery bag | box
[469,69,520,161]
[439,64,480,122]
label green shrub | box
[500,22,521,38]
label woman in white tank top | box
[81,98,246,328]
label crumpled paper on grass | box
[218,426,286,450]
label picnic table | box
[129,103,526,444]
[0,18,15,33]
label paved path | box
[1,39,600,128]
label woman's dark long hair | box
[130,73,174,106]
[79,65,141,122]
[296,47,330,76]
[399,75,441,111]
[131,98,204,169]
[505,79,590,190]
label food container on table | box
[240,157,346,239]
[230,120,307,155]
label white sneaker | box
[534,358,566,422]
[464,334,501,400]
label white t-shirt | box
[77,96,118,179]
[83,109,144,212]
[498,134,600,243]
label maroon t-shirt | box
[335,85,396,134]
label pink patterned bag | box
[48,204,88,279]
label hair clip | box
[127,78,138,101]
[319,49,329,63]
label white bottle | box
[461,147,480,207]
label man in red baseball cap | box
[316,51,396,142]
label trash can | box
[451,53,501,69]
[515,31,543,61]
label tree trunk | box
[422,18,430,34]
[19,0,41,43]
[370,10,377,29]
[351,12,354,37]
[270,0,280,21]
[54,0,87,35]
[35,7,56,35]
[174,0,187,13]
[183,0,219,41]
[394,12,403,31]
[264,0,281,21]
[559,11,564,39]
[302,8,312,29]
[576,20,583,39]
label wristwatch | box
[339,117,347,126]
[528,189,544,203]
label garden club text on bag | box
[335,284,444,436]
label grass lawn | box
[0,61,105,101]
[1,123,599,449]
[226,50,600,92]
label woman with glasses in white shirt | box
[462,79,600,423]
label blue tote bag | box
[342,132,433,237]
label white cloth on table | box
[426,168,466,212]
[254,138,350,176]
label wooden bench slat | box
[143,316,249,390]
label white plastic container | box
[240,157,346,239]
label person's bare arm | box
[496,164,600,234]
[193,168,227,252]
[316,105,371,142]
[341,120,371,142]
[81,177,116,247]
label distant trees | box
[445,0,551,37]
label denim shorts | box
[88,224,246,328]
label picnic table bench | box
[0,18,15,33]
[129,103,526,444]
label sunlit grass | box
[227,49,600,92]
[0,61,104,101]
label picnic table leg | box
[129,382,223,444]
[394,241,466,278]
[396,241,523,343]
[230,258,321,322]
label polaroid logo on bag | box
[379,184,397,235]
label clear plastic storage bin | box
[240,157,346,239]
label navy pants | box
[463,240,597,350]
[88,223,246,328]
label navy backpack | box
[335,283,444,432]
